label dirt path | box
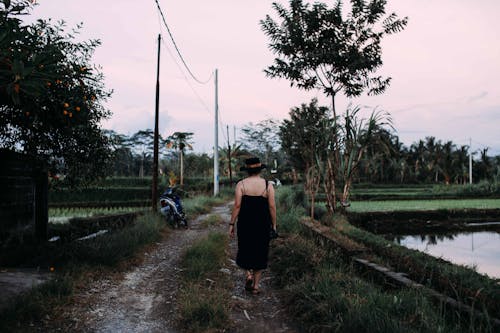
[227,234,298,333]
[44,203,296,332]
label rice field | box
[347,198,500,212]
[49,206,148,224]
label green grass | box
[1,192,233,332]
[347,198,500,212]
[271,235,483,333]
[0,275,73,332]
[182,195,227,216]
[274,185,307,234]
[178,232,230,332]
[181,233,227,281]
[61,212,164,266]
[336,220,500,319]
[0,212,165,331]
[200,214,223,228]
[48,191,230,222]
[49,187,152,203]
[49,206,147,222]
[432,181,500,196]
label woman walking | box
[228,157,277,295]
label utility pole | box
[227,125,232,186]
[469,137,473,184]
[213,69,219,196]
[152,34,161,211]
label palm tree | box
[453,145,469,184]
[439,141,455,185]
[219,143,245,185]
[165,132,194,186]
[410,140,426,182]
[130,129,155,178]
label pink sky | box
[29,0,500,155]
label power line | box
[155,8,213,117]
[153,0,213,85]
[162,38,213,114]
[154,5,225,150]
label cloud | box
[467,91,488,103]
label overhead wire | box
[155,6,213,117]
[153,0,213,85]
[153,0,231,148]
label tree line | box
[3,0,498,210]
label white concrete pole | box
[214,69,219,196]
[469,137,472,184]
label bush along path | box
[42,202,296,332]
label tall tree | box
[0,0,112,186]
[280,99,330,171]
[165,132,193,186]
[240,118,281,166]
[219,143,244,184]
[129,129,156,178]
[261,0,408,117]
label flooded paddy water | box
[385,222,500,279]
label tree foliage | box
[240,118,281,165]
[279,98,330,170]
[0,0,112,186]
[165,131,194,186]
[261,0,408,115]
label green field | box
[347,198,500,212]
[49,206,147,223]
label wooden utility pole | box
[152,34,161,211]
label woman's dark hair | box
[246,168,261,176]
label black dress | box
[236,183,271,270]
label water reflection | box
[387,231,500,279]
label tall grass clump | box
[181,233,227,280]
[275,185,307,234]
[271,236,483,333]
[432,180,500,197]
[183,195,227,216]
[177,232,230,332]
[61,212,164,266]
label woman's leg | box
[245,270,254,290]
[253,270,262,291]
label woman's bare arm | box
[267,184,277,230]
[229,181,243,237]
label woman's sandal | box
[244,276,254,291]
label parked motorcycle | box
[159,187,187,228]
